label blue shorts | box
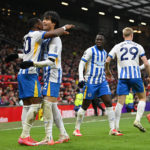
[83,80,111,100]
[74,105,82,111]
[117,78,144,95]
[17,74,42,99]
[42,81,60,98]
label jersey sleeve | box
[48,44,58,59]
[108,45,117,59]
[81,48,92,62]
[35,31,46,42]
[138,45,145,57]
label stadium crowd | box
[0,15,150,106]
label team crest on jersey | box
[88,93,92,97]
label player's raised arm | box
[5,53,23,62]
[43,24,75,39]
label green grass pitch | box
[0,112,150,150]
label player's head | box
[43,11,60,31]
[27,17,43,30]
[122,27,133,40]
[95,33,105,50]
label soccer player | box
[105,27,150,132]
[20,11,72,145]
[72,33,122,136]
[6,17,74,146]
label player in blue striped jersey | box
[73,33,123,136]
[6,17,74,146]
[105,27,150,133]
[20,11,73,145]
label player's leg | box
[115,95,126,131]
[73,99,92,136]
[92,99,98,116]
[132,79,146,132]
[98,81,123,136]
[73,83,94,136]
[18,74,42,146]
[115,79,129,131]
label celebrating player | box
[20,11,74,145]
[105,27,150,132]
[6,17,74,146]
[72,33,123,136]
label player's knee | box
[104,100,112,107]
[78,107,85,116]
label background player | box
[6,17,74,146]
[72,33,123,136]
[20,11,73,145]
[105,27,150,132]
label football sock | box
[106,107,115,130]
[43,100,53,141]
[75,107,85,130]
[21,104,41,138]
[52,102,68,136]
[115,103,123,130]
[135,101,146,122]
[21,105,30,127]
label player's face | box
[43,18,54,31]
[95,35,104,47]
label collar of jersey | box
[29,30,34,32]
[94,45,104,51]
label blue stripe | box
[58,69,61,83]
[137,66,141,78]
[133,66,137,78]
[124,67,127,78]
[100,51,103,62]
[81,58,88,62]
[108,54,113,59]
[129,66,132,78]
[48,54,58,57]
[140,53,145,57]
[88,48,95,83]
[25,69,28,74]
[42,31,46,39]
[98,68,103,83]
[92,68,99,84]
[120,67,124,78]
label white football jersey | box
[109,40,145,79]
[43,37,62,83]
[18,30,46,74]
[81,45,107,84]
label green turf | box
[0,112,150,150]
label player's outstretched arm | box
[20,58,55,69]
[5,53,23,62]
[44,24,75,39]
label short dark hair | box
[27,17,40,29]
[43,11,60,28]
[97,32,105,37]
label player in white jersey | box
[72,33,123,136]
[6,17,74,146]
[20,11,72,145]
[105,27,150,133]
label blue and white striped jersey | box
[18,30,46,75]
[43,37,62,83]
[81,45,107,84]
[108,40,145,79]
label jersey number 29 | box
[120,47,138,61]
